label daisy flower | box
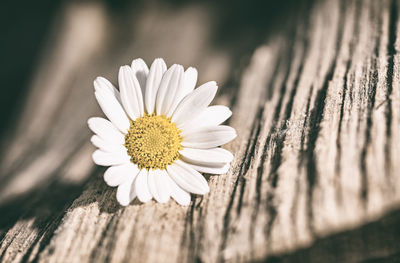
[88,58,236,206]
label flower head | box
[88,58,236,206]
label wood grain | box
[1,0,400,262]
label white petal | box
[171,81,217,126]
[165,67,194,117]
[90,135,125,153]
[166,160,209,195]
[165,174,191,206]
[131,58,149,95]
[145,58,167,114]
[135,169,152,202]
[116,172,137,206]
[118,65,145,120]
[87,117,125,144]
[179,147,234,166]
[92,149,130,166]
[188,162,230,174]
[148,169,170,203]
[180,105,232,135]
[94,90,130,133]
[155,170,172,202]
[182,125,237,149]
[156,64,184,116]
[182,67,198,97]
[94,77,122,104]
[104,162,139,187]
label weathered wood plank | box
[1,0,400,262]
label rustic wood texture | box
[1,0,400,262]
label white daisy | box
[88,58,236,206]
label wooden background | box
[1,0,400,262]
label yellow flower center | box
[124,114,183,170]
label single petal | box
[145,58,167,114]
[118,65,145,120]
[131,58,149,95]
[181,125,237,149]
[104,162,140,187]
[188,162,230,174]
[90,135,125,153]
[87,117,125,144]
[116,172,137,206]
[92,149,130,166]
[155,170,172,203]
[182,67,198,97]
[165,67,192,117]
[156,64,184,116]
[135,169,152,202]
[165,174,191,206]
[171,81,217,126]
[180,106,232,135]
[148,169,170,203]
[166,160,209,195]
[94,90,130,133]
[94,77,122,104]
[179,147,234,166]
[147,170,158,202]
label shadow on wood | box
[265,208,400,263]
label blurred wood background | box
[1,0,400,262]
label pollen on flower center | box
[124,114,183,170]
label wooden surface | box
[1,0,400,262]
